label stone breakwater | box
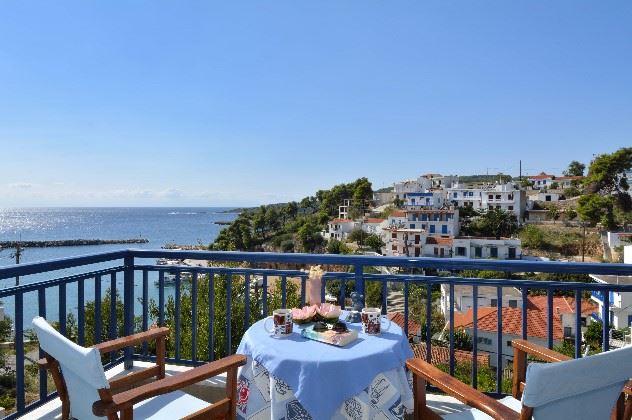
[0,239,149,248]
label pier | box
[0,239,149,248]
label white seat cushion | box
[442,396,522,419]
[133,390,209,419]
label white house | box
[404,208,460,236]
[590,246,632,329]
[528,173,556,190]
[452,237,521,260]
[440,284,523,316]
[535,191,562,202]
[556,176,584,189]
[404,192,447,210]
[446,182,526,219]
[323,218,355,240]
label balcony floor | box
[21,362,469,419]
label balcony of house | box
[1,250,632,419]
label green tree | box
[476,209,519,239]
[347,228,365,245]
[583,148,632,197]
[546,205,560,224]
[520,178,534,189]
[577,194,616,229]
[454,328,473,351]
[563,186,582,198]
[326,238,351,254]
[296,219,324,252]
[578,148,632,229]
[565,208,577,221]
[564,160,586,177]
[550,182,559,190]
[364,234,385,254]
[584,321,603,352]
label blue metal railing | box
[1,249,632,418]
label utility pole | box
[519,160,522,182]
[13,244,22,286]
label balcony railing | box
[1,250,632,418]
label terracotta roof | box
[556,176,584,181]
[528,296,597,317]
[411,343,490,367]
[391,210,406,217]
[388,312,421,336]
[365,218,385,224]
[454,296,597,340]
[426,237,453,246]
[528,173,555,180]
[330,218,353,224]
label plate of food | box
[301,320,358,347]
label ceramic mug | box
[264,309,293,337]
[361,307,391,335]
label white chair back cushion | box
[522,345,632,419]
[33,316,109,420]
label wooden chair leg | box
[624,396,632,420]
[412,373,440,420]
[226,365,238,419]
[512,348,527,400]
[612,392,625,420]
[156,335,166,379]
[45,356,70,420]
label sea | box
[0,207,239,328]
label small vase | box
[308,275,322,306]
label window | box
[508,194,513,200]
[508,247,516,259]
[488,194,493,200]
[488,206,493,210]
[469,191,474,197]
[441,225,448,234]
[392,245,397,251]
[507,341,513,347]
[491,299,498,307]
[477,337,492,345]
[434,247,439,256]
[509,299,517,308]
[474,247,482,258]
[496,194,501,200]
[490,247,498,258]
[456,247,467,256]
[564,327,572,337]
[392,233,397,239]
[508,206,514,211]
[410,224,415,229]
[453,192,458,198]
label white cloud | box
[8,182,34,189]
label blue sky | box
[1,1,631,207]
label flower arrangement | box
[291,305,317,324]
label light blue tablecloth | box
[236,312,414,420]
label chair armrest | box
[93,327,169,354]
[93,354,247,416]
[511,339,571,363]
[406,358,520,420]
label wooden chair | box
[33,316,246,420]
[406,339,632,419]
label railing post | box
[354,265,365,306]
[124,254,134,369]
